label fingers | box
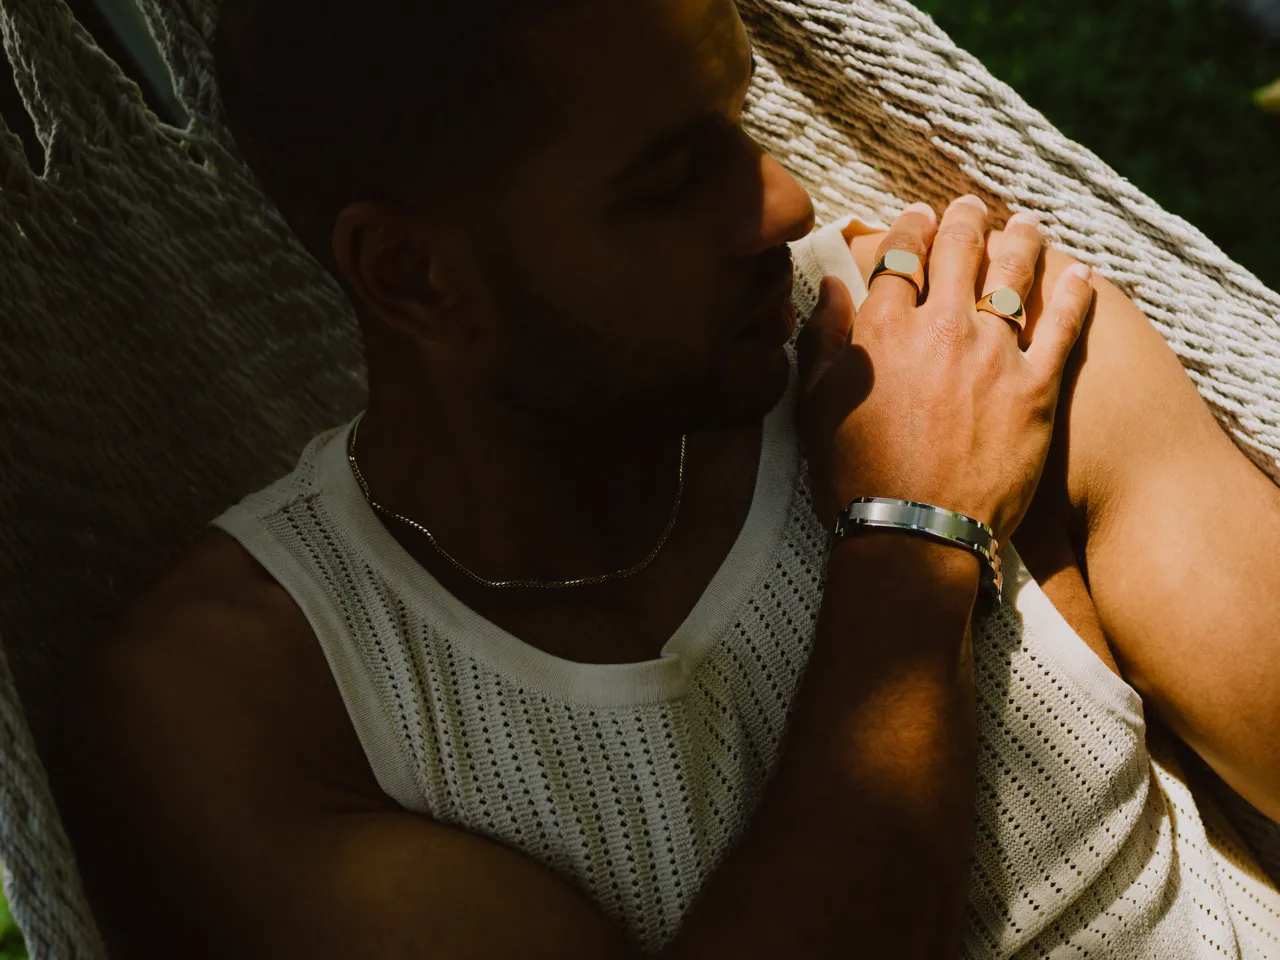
[1025,262,1095,386]
[927,195,991,306]
[796,276,855,397]
[980,212,1045,345]
[865,203,937,314]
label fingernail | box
[1055,262,1092,297]
[952,194,987,212]
[904,202,937,226]
[1009,211,1041,228]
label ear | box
[331,200,462,343]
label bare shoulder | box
[70,526,387,805]
[52,531,641,959]
[50,528,392,952]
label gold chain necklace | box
[346,412,688,589]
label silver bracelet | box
[830,497,1003,606]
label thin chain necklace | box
[346,412,688,589]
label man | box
[46,0,1280,956]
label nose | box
[731,148,817,253]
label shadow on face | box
[355,0,818,435]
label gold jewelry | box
[869,249,926,299]
[346,412,688,590]
[975,287,1026,333]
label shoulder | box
[839,220,1171,517]
[70,527,386,804]
[72,528,317,736]
[50,530,392,951]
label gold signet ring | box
[975,287,1026,333]
[869,249,925,299]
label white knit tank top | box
[209,214,1280,958]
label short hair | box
[212,0,580,281]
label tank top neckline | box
[314,361,802,706]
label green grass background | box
[913,0,1280,291]
[0,0,1276,956]
[0,880,26,960]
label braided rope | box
[0,0,1276,955]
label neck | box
[352,391,754,587]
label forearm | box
[664,532,981,960]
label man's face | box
[375,0,817,435]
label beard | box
[478,244,789,437]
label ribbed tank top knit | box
[210,214,1280,958]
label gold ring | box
[975,287,1026,333]
[869,250,925,299]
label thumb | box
[795,276,855,397]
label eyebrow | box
[607,36,759,188]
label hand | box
[795,196,1096,544]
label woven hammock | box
[2,0,1279,955]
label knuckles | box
[859,304,912,337]
[876,232,929,262]
[989,253,1037,293]
[934,224,987,254]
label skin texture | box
[847,220,1280,822]
[46,0,1280,953]
[333,0,815,594]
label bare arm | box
[49,530,980,959]
[1047,254,1280,822]
[669,534,981,957]
[53,196,1082,958]
[49,591,640,960]
[848,222,1280,821]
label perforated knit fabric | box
[7,0,1280,954]
[209,215,1280,958]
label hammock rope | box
[1,0,1277,955]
